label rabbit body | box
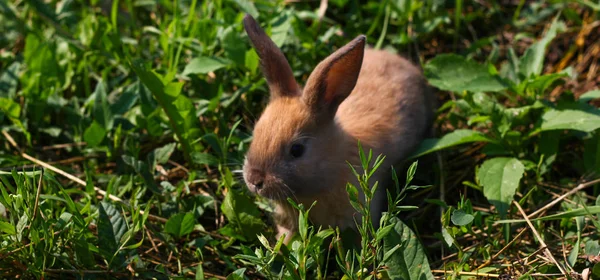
[242,15,433,243]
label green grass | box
[1,0,600,279]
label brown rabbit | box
[242,15,434,244]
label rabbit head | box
[242,15,365,201]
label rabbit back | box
[336,49,434,166]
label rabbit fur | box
[241,15,434,244]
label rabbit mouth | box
[255,184,294,202]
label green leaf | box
[579,89,600,103]
[231,0,258,18]
[593,263,600,279]
[190,152,219,166]
[478,157,525,217]
[383,217,434,280]
[424,54,507,93]
[111,83,140,115]
[0,220,15,234]
[0,61,20,99]
[55,212,73,231]
[451,210,474,226]
[409,129,494,159]
[130,60,203,164]
[308,228,335,249]
[376,224,394,241]
[122,155,161,194]
[298,208,308,241]
[586,240,600,256]
[92,81,114,130]
[226,268,247,280]
[525,72,567,94]
[519,19,565,79]
[346,183,363,213]
[74,235,95,267]
[245,49,259,73]
[165,212,195,239]
[195,262,204,280]
[441,227,454,247]
[0,97,21,119]
[222,26,246,66]
[153,143,177,165]
[270,12,292,47]
[97,201,127,267]
[182,56,229,76]
[541,109,600,133]
[83,121,107,148]
[220,189,265,242]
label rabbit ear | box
[243,14,300,98]
[302,35,366,117]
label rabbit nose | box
[247,169,265,190]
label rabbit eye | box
[289,143,305,158]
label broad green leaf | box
[55,212,73,231]
[424,54,507,93]
[165,212,195,239]
[0,97,30,143]
[308,228,335,249]
[245,49,259,73]
[299,205,308,241]
[0,220,15,234]
[52,178,86,228]
[220,189,265,242]
[153,143,176,165]
[478,157,525,217]
[25,0,58,23]
[568,216,583,267]
[111,83,140,115]
[226,268,247,280]
[222,27,246,66]
[0,61,20,98]
[441,227,454,247]
[409,129,494,159]
[376,224,395,241]
[525,72,568,94]
[270,12,292,47]
[451,210,474,226]
[383,217,434,280]
[541,109,600,132]
[190,152,219,166]
[594,263,600,279]
[74,235,95,267]
[16,213,27,242]
[195,262,204,280]
[586,240,600,256]
[92,81,114,130]
[579,89,600,103]
[22,33,61,99]
[0,97,21,119]
[130,60,203,164]
[97,201,127,267]
[471,92,501,114]
[519,19,565,79]
[182,56,229,76]
[83,121,107,148]
[122,155,161,194]
[231,0,258,18]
